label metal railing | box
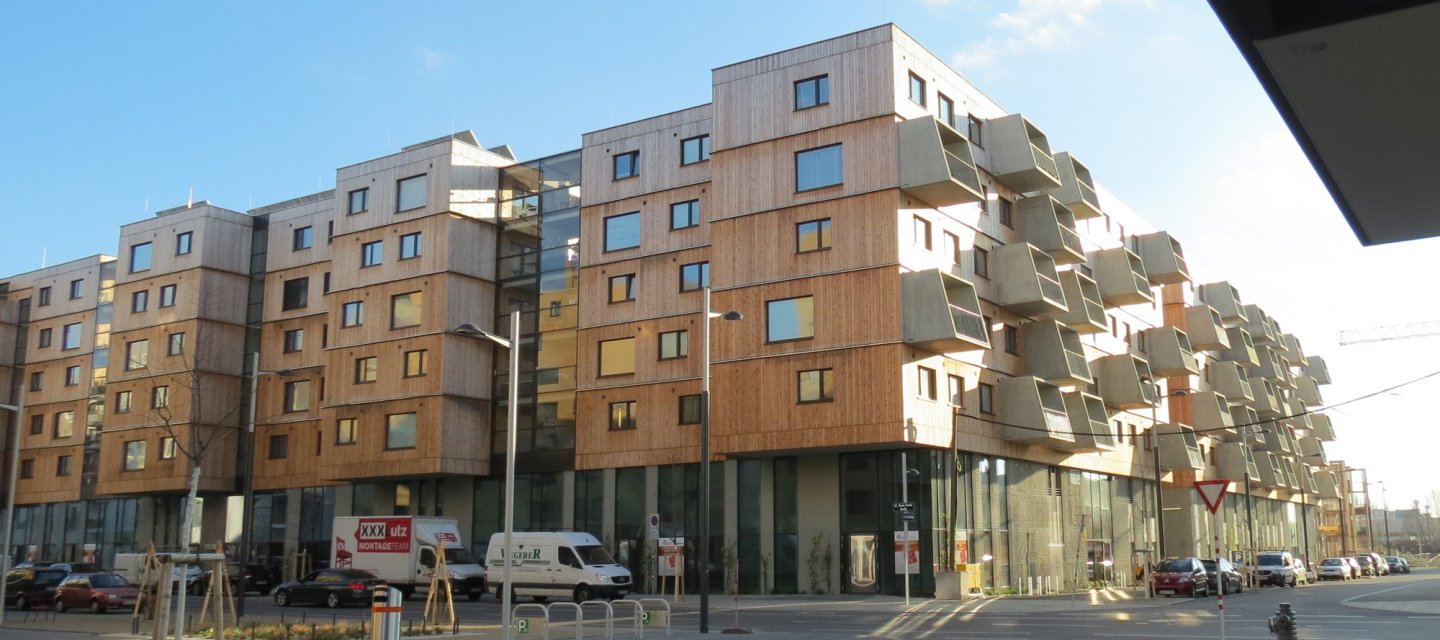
[1078,181,1100,209]
[1038,274,1065,304]
[1042,409,1072,435]
[1131,272,1151,295]
[1064,350,1091,378]
[1057,225,1082,254]
[1030,143,1059,179]
[950,305,988,341]
[944,151,983,195]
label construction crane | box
[1339,321,1440,346]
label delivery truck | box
[332,516,486,600]
[486,532,632,602]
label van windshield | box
[1257,554,1285,566]
[445,548,478,565]
[576,545,616,566]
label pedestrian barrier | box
[637,598,672,637]
[547,602,584,640]
[579,600,615,638]
[513,603,551,639]
[610,599,644,638]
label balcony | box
[1256,452,1286,488]
[1282,397,1311,433]
[999,376,1077,447]
[1298,435,1326,465]
[985,114,1062,193]
[1241,305,1280,346]
[1303,356,1332,385]
[1055,270,1106,333]
[1185,305,1231,351]
[1046,152,1103,219]
[1217,327,1260,368]
[1313,469,1342,499]
[1095,354,1158,409]
[1299,465,1319,493]
[1279,333,1309,366]
[1252,425,1294,455]
[1309,413,1337,441]
[1143,326,1200,377]
[1017,196,1085,264]
[1157,423,1206,471]
[1091,247,1154,307]
[898,116,984,207]
[1207,360,1254,404]
[1230,406,1263,444]
[901,269,991,353]
[1134,232,1191,285]
[1191,390,1237,439]
[1251,345,1288,384]
[994,243,1069,317]
[1295,376,1324,406]
[1281,458,1300,489]
[1197,281,1246,325]
[1061,391,1116,452]
[1217,441,1261,482]
[1246,376,1284,417]
[1022,320,1092,386]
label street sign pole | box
[901,451,910,607]
[1195,480,1230,640]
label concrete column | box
[561,470,576,531]
[796,454,839,594]
[199,496,228,550]
[602,468,617,547]
[442,477,475,543]
[332,484,354,518]
[283,488,303,579]
[759,459,775,594]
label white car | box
[1316,557,1353,581]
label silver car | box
[1317,557,1353,581]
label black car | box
[1202,558,1245,595]
[272,569,385,608]
[1386,556,1411,574]
[50,563,103,574]
[5,568,67,610]
[236,563,277,594]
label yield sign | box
[1195,480,1230,514]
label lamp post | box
[1370,480,1391,554]
[700,286,742,634]
[0,396,25,627]
[237,353,295,618]
[456,311,520,640]
[1138,377,1187,559]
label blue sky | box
[5,1,1439,510]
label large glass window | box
[62,323,82,350]
[397,174,427,211]
[386,412,417,449]
[613,151,639,180]
[681,135,710,165]
[798,368,834,403]
[679,262,709,292]
[123,441,146,471]
[766,296,814,342]
[604,212,641,251]
[795,144,842,192]
[404,350,428,378]
[129,242,152,273]
[794,75,829,110]
[282,278,309,310]
[284,380,311,413]
[125,340,148,370]
[390,291,422,329]
[598,337,636,376]
[608,401,637,430]
[670,200,700,230]
[659,330,688,360]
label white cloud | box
[948,0,1108,69]
[416,47,450,73]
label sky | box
[4,1,1438,512]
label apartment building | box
[1,24,1338,595]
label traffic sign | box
[1194,480,1229,514]
[892,502,915,512]
[899,511,916,522]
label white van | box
[486,532,632,603]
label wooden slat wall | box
[18,259,108,324]
[708,267,904,360]
[96,424,238,495]
[578,183,712,269]
[116,205,254,283]
[577,247,710,329]
[580,106,712,208]
[574,379,704,470]
[25,310,97,363]
[252,419,334,491]
[316,396,490,481]
[12,443,83,504]
[710,190,900,289]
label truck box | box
[332,516,486,599]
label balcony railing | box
[1064,349,1089,376]
[1031,144,1059,180]
[950,304,988,342]
[1057,225,1082,254]
[1038,274,1064,304]
[1078,181,1099,211]
[945,152,983,195]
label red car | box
[1152,557,1210,598]
[53,573,142,613]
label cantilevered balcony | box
[1246,376,1284,417]
[1061,391,1115,452]
[1230,406,1263,444]
[1251,346,1288,383]
[1157,423,1206,471]
[1017,196,1085,264]
[1299,465,1320,493]
[901,269,991,353]
[1313,470,1342,499]
[1309,413,1337,441]
[1256,452,1286,488]
[1022,320,1092,386]
[1217,442,1261,482]
[1303,356,1332,385]
[1207,360,1254,404]
[1055,270,1106,333]
[1281,458,1300,488]
[1197,281,1246,325]
[1252,426,1294,455]
[1282,397,1311,433]
[1091,247,1153,307]
[1217,327,1260,368]
[1295,376,1324,406]
[1143,326,1200,377]
[1185,305,1231,352]
[1191,391,1237,440]
[985,114,1062,193]
[898,116,984,207]
[999,376,1076,447]
[1134,232,1191,285]
[1046,152,1103,219]
[1279,334,1309,366]
[1299,435,1326,465]
[1095,354,1157,410]
[1241,305,1280,346]
[994,243,1068,317]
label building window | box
[794,74,829,110]
[342,301,364,327]
[766,296,814,343]
[62,323,81,350]
[917,366,938,400]
[123,441,147,470]
[293,226,313,250]
[28,414,42,435]
[53,411,74,438]
[386,412,417,449]
[908,72,926,106]
[681,135,711,165]
[913,215,932,249]
[268,434,289,459]
[944,232,961,265]
[159,284,177,308]
[968,115,983,147]
[404,350,428,378]
[20,459,34,479]
[973,247,990,279]
[399,232,422,260]
[176,231,193,255]
[158,436,175,459]
[37,286,51,306]
[659,330,689,360]
[797,368,835,403]
[390,291,422,329]
[167,332,185,356]
[56,455,72,477]
[361,240,383,267]
[949,374,965,406]
[671,200,700,230]
[151,385,169,409]
[604,212,641,251]
[283,380,311,413]
[115,391,132,414]
[131,290,149,313]
[336,418,358,445]
[938,93,955,127]
[283,329,304,353]
[397,174,427,212]
[64,365,80,387]
[355,356,378,383]
[38,328,52,348]
[1003,325,1018,355]
[679,395,702,425]
[608,401,637,430]
[129,242,152,273]
[69,279,83,300]
[608,274,637,303]
[125,340,148,370]
[997,198,1013,228]
[978,382,995,414]
[281,278,308,311]
[796,218,832,253]
[679,262,709,292]
[28,372,41,391]
[795,144,843,192]
[613,150,640,180]
[598,337,637,376]
[347,188,370,214]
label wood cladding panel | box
[328,214,496,293]
[20,352,95,408]
[708,268,903,361]
[578,183,712,269]
[332,142,504,238]
[108,320,247,383]
[111,269,250,333]
[26,310,97,365]
[322,333,449,407]
[13,444,83,505]
[19,398,88,451]
[577,247,710,329]
[262,263,333,325]
[251,419,336,491]
[710,190,900,289]
[260,314,328,374]
[576,315,708,390]
[22,260,109,323]
[117,206,253,283]
[326,273,492,350]
[316,396,490,481]
[104,372,245,432]
[575,379,703,470]
[580,106,712,207]
[96,424,238,495]
[263,199,338,273]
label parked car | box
[1317,557,1354,581]
[53,573,141,613]
[1352,555,1377,577]
[1152,557,1210,598]
[13,561,59,569]
[1293,559,1315,585]
[271,569,385,608]
[1387,556,1412,574]
[1369,552,1390,576]
[50,563,103,574]
[1201,557,1244,594]
[4,567,66,610]
[1255,551,1297,587]
[1343,557,1363,578]
[236,563,278,594]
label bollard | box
[371,586,402,640]
[1267,602,1298,640]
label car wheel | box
[274,590,290,607]
[326,592,341,609]
[573,585,592,603]
[90,599,105,614]
[54,599,67,614]
[14,595,28,610]
[467,591,481,602]
[1236,580,1243,594]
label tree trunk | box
[173,465,201,640]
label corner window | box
[167,332,185,356]
[399,232,422,260]
[603,212,641,251]
[129,242,153,273]
[354,356,378,384]
[794,74,829,110]
[62,323,82,350]
[938,93,955,127]
[176,231,193,255]
[283,380,311,413]
[386,412,418,449]
[361,240,383,267]
[917,366,937,400]
[403,350,428,378]
[670,200,700,230]
[679,262,709,292]
[795,144,842,192]
[598,337,636,376]
[766,296,814,343]
[608,401,637,430]
[797,368,835,403]
[609,274,636,303]
[293,226,313,250]
[973,247,990,279]
[69,279,83,300]
[679,395,702,425]
[348,188,369,214]
[283,329,304,353]
[913,215,932,249]
[131,290,149,313]
[341,301,364,327]
[125,340,148,370]
[268,434,289,460]
[978,382,995,414]
[397,174,427,212]
[159,284,177,308]
[37,286,51,306]
[336,418,358,445]
[796,218,832,253]
[613,151,640,180]
[949,374,964,407]
[390,291,422,329]
[123,441,147,470]
[681,135,711,165]
[659,330,689,360]
[282,278,309,311]
[908,72,926,106]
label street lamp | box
[1138,376,1187,560]
[237,353,295,618]
[455,311,520,640]
[700,286,742,634]
[0,396,25,627]
[1369,480,1391,554]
